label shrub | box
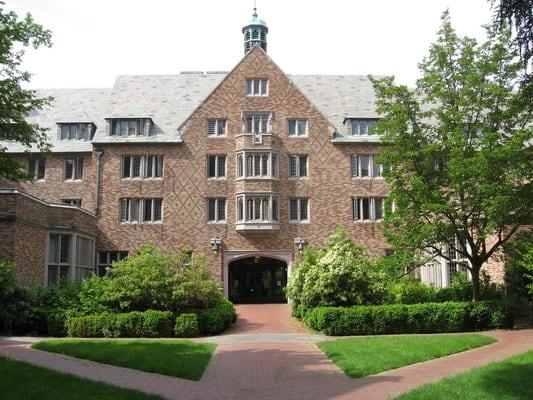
[390,278,436,304]
[304,301,513,336]
[174,313,200,337]
[287,229,391,310]
[504,230,533,301]
[195,299,236,335]
[66,310,173,338]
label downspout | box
[95,151,103,214]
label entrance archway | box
[228,256,288,303]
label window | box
[75,236,95,281]
[287,119,308,137]
[207,119,227,137]
[246,78,268,96]
[62,199,82,207]
[236,194,279,222]
[27,158,45,180]
[446,238,469,285]
[237,151,278,179]
[289,198,309,222]
[110,119,152,137]
[207,198,226,222]
[120,198,163,223]
[64,157,83,180]
[60,123,92,141]
[97,251,128,277]
[121,155,163,179]
[243,113,270,134]
[351,155,382,178]
[207,155,226,179]
[289,155,308,178]
[352,197,385,221]
[47,233,71,285]
[350,119,378,135]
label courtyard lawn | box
[395,350,533,400]
[0,356,162,400]
[33,339,216,381]
[317,334,496,378]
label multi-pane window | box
[62,199,82,207]
[110,119,152,137]
[121,155,163,179]
[243,113,270,134]
[287,119,308,137]
[97,251,128,277]
[351,155,382,178]
[27,158,46,180]
[352,197,385,221]
[207,119,227,137]
[47,233,71,285]
[350,119,378,135]
[207,198,226,222]
[246,78,268,96]
[60,123,93,141]
[236,194,279,222]
[237,151,278,179]
[120,198,163,223]
[64,157,83,180]
[75,236,95,281]
[289,198,309,222]
[446,238,469,285]
[289,155,308,178]
[207,155,226,178]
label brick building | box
[0,10,504,301]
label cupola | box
[242,7,268,55]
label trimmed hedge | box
[193,298,237,336]
[66,310,173,338]
[174,313,200,337]
[304,301,514,336]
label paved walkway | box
[224,304,309,334]
[1,329,533,400]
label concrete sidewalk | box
[1,329,532,400]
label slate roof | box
[3,72,380,152]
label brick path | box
[1,305,532,400]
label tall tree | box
[370,11,532,301]
[0,1,52,181]
[491,0,533,71]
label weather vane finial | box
[253,0,257,17]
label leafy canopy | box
[0,1,52,180]
[370,11,532,300]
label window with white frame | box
[352,197,384,221]
[121,155,163,179]
[246,78,268,96]
[446,238,469,285]
[289,155,308,178]
[64,157,83,180]
[287,119,308,137]
[59,123,93,141]
[243,113,270,135]
[237,151,278,179]
[236,194,279,223]
[110,119,152,137]
[207,155,226,179]
[47,233,71,285]
[27,158,46,180]
[75,236,95,281]
[97,251,128,277]
[351,155,382,178]
[120,198,163,223]
[207,119,227,137]
[207,198,226,222]
[349,119,378,135]
[62,199,82,207]
[289,198,309,222]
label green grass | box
[396,350,533,400]
[32,339,216,381]
[317,334,496,378]
[0,356,162,400]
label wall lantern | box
[210,236,222,256]
[294,236,306,254]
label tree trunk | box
[471,263,481,302]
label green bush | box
[304,301,514,336]
[195,298,236,335]
[66,310,173,338]
[174,313,200,337]
[504,230,533,301]
[287,229,391,310]
[390,278,436,304]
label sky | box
[12,0,494,89]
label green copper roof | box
[243,9,268,29]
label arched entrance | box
[228,256,288,303]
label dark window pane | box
[208,156,216,177]
[289,199,298,220]
[360,155,370,177]
[208,198,216,221]
[217,156,226,177]
[217,198,226,221]
[122,156,131,178]
[60,235,71,264]
[362,198,370,220]
[75,158,83,180]
[299,156,307,177]
[300,199,308,220]
[144,199,152,221]
[374,198,383,220]
[65,159,74,180]
[288,120,296,135]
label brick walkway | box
[1,329,533,400]
[224,304,309,334]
